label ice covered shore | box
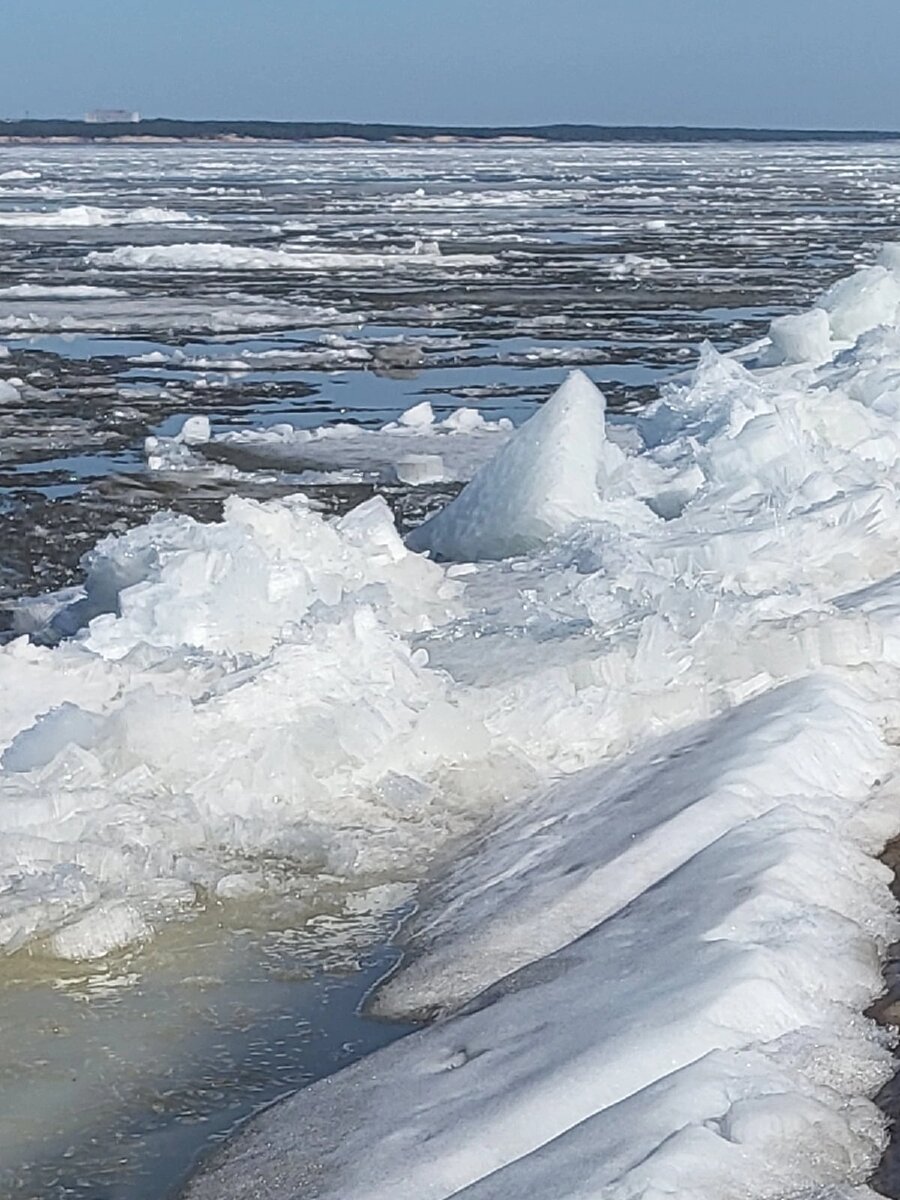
[181,248,900,1198]
[8,247,900,1194]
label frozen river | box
[3,142,900,1199]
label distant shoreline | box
[2,118,900,145]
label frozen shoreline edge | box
[181,677,900,1200]
[181,244,900,1195]
[12,225,900,1195]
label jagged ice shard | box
[406,369,638,561]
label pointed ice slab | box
[407,370,617,561]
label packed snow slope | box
[8,245,900,1194]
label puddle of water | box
[0,896,414,1200]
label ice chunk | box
[2,702,103,773]
[877,240,900,275]
[397,401,434,427]
[819,264,900,342]
[767,307,833,365]
[407,371,631,561]
[48,901,150,960]
[178,415,211,445]
[392,455,446,485]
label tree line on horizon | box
[1,118,898,142]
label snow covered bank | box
[185,678,897,1200]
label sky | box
[1,0,899,130]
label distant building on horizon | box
[85,109,141,125]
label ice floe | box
[0,205,199,227]
[87,240,498,272]
[145,402,514,483]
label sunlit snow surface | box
[5,142,900,1199]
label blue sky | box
[1,0,898,129]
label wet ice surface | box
[3,142,900,1199]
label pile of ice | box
[145,401,515,485]
[87,241,497,272]
[2,494,469,957]
[12,241,900,1195]
[764,242,900,367]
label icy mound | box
[72,493,459,657]
[0,495,484,957]
[88,242,497,272]
[407,370,650,560]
